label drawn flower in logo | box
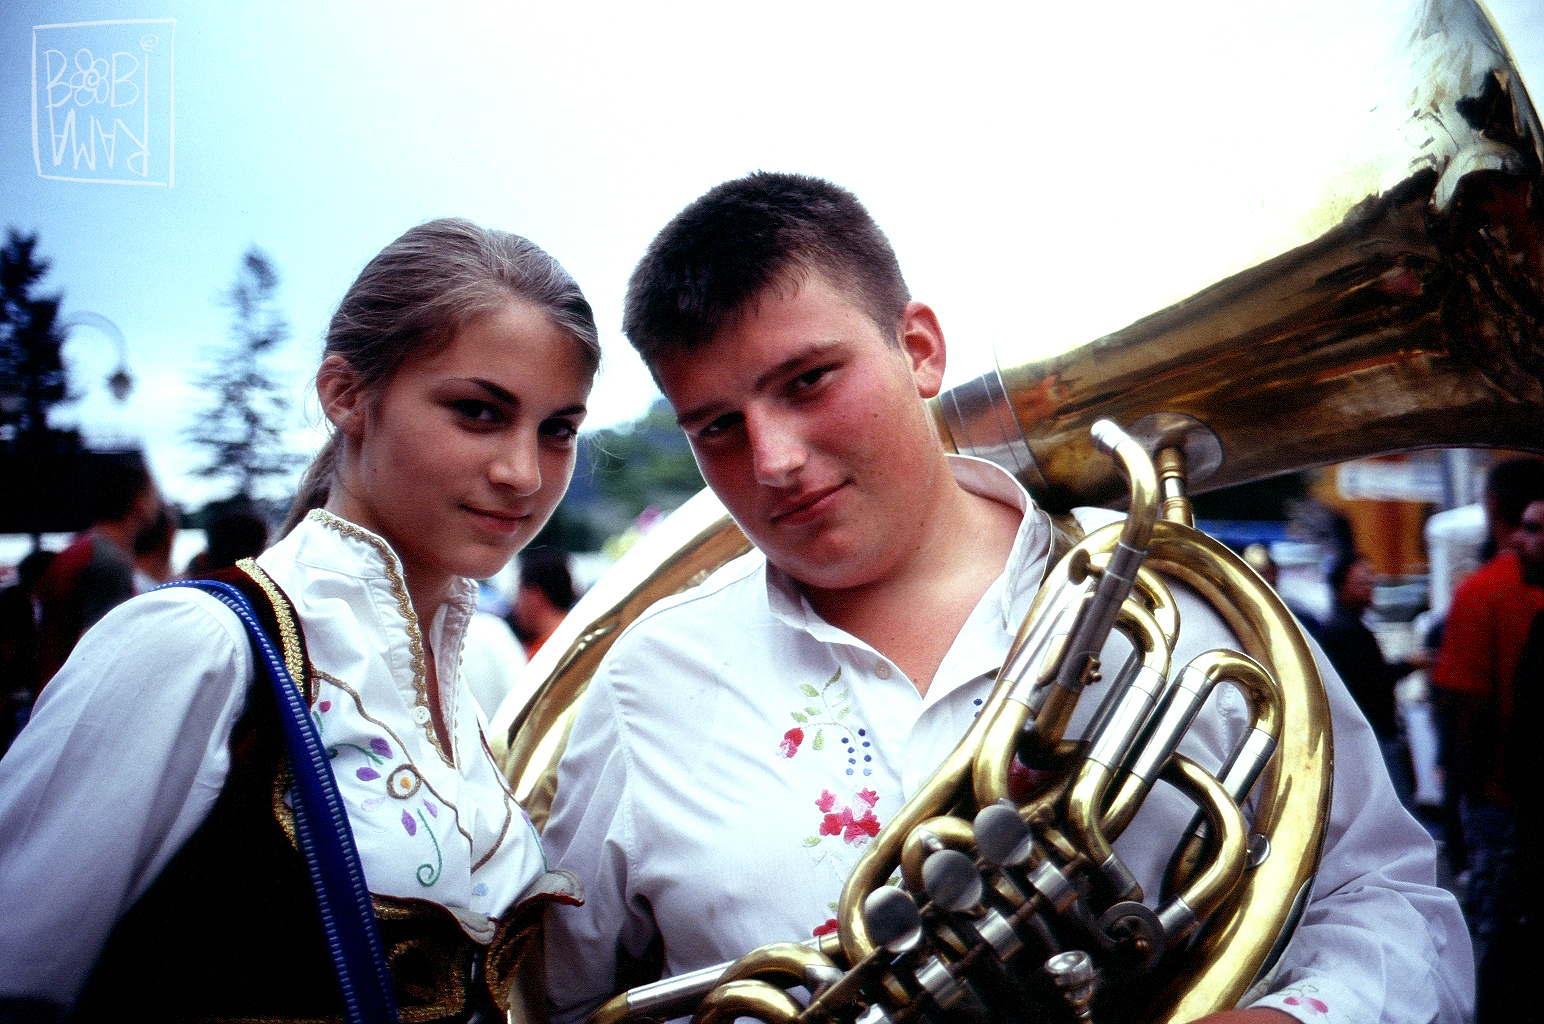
[70,49,110,105]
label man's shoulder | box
[1451,552,1523,606]
[610,548,770,649]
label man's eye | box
[791,366,831,392]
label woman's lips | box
[465,505,528,534]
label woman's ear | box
[317,354,366,437]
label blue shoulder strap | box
[164,578,400,1024]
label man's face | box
[1338,558,1375,611]
[1515,499,1544,584]
[652,272,947,594]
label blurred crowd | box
[1246,455,1544,1024]
[0,451,588,756]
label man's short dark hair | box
[1485,456,1544,530]
[621,171,911,368]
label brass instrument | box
[496,0,1544,1020]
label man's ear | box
[897,301,947,400]
[317,354,366,437]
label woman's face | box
[324,297,592,608]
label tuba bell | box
[495,0,1544,1021]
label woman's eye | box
[451,399,502,424]
[696,413,741,441]
[541,419,579,444]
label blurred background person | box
[509,547,576,660]
[184,500,271,576]
[1317,550,1425,811]
[132,504,180,592]
[1470,496,1544,1023]
[0,550,56,754]
[34,452,161,690]
[1430,455,1544,980]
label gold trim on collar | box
[307,509,448,765]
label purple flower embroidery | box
[402,810,417,836]
[370,737,392,757]
[424,801,438,818]
[357,766,380,782]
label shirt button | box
[874,661,892,680]
[412,704,432,724]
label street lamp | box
[58,310,134,403]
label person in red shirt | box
[1430,455,1544,1000]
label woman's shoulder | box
[50,585,255,701]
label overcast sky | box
[4,0,1542,507]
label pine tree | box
[0,229,70,441]
[184,247,304,500]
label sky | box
[3,0,1542,508]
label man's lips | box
[768,483,844,525]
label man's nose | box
[746,409,805,486]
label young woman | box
[0,218,600,1022]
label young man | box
[541,172,1471,1024]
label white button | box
[874,661,892,680]
[412,704,432,724]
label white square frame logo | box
[32,19,176,187]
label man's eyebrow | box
[675,341,843,429]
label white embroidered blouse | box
[0,509,548,1007]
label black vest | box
[67,567,501,1024]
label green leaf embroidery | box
[801,684,821,698]
[813,728,826,751]
[791,711,809,723]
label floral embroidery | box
[813,788,881,844]
[813,918,839,937]
[781,670,850,756]
[313,692,446,888]
[1279,984,1329,1015]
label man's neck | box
[91,521,137,558]
[802,475,1022,697]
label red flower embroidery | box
[816,790,836,813]
[820,812,845,837]
[843,809,880,843]
[1283,996,1328,1015]
[855,788,878,808]
[812,918,840,937]
[779,727,805,758]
